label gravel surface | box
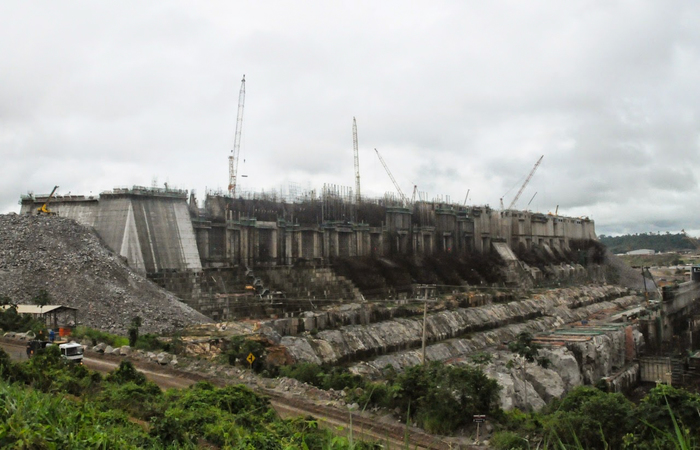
[0,214,211,334]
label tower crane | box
[228,75,246,197]
[374,148,407,205]
[353,117,361,204]
[507,155,543,210]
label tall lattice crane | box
[374,148,407,205]
[507,155,543,210]
[353,117,361,204]
[228,75,246,197]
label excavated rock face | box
[539,347,582,391]
[0,214,211,334]
[281,286,631,370]
[275,284,644,411]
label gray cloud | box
[2,1,700,236]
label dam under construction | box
[21,185,598,320]
[15,185,700,414]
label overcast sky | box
[2,1,700,236]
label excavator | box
[37,186,59,215]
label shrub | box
[70,326,128,347]
[358,363,500,434]
[279,363,365,391]
[0,304,45,333]
[225,336,267,372]
[97,381,163,420]
[105,361,147,385]
[634,383,700,442]
[540,386,634,449]
[128,316,141,347]
[491,430,530,450]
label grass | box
[70,325,129,347]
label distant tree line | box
[598,232,699,254]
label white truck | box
[28,340,84,364]
[58,342,84,363]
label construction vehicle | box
[26,339,84,364]
[26,339,50,357]
[37,186,59,215]
[55,342,84,364]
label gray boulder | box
[156,352,172,365]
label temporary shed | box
[0,304,78,329]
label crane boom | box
[228,75,246,197]
[507,155,543,210]
[37,185,59,215]
[374,148,407,204]
[353,117,361,204]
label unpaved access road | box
[1,339,458,449]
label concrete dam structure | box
[21,185,597,318]
[195,187,595,268]
[21,187,201,274]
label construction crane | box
[353,117,361,204]
[411,185,418,203]
[527,192,537,208]
[374,148,407,205]
[507,155,543,210]
[37,186,59,215]
[228,75,246,197]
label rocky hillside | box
[0,214,211,334]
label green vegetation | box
[71,325,129,347]
[0,300,46,336]
[359,362,500,434]
[225,335,268,372]
[492,385,700,450]
[279,363,364,391]
[599,232,699,254]
[619,252,688,268]
[278,361,501,434]
[128,316,142,347]
[508,331,550,368]
[0,346,378,449]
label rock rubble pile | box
[0,214,211,333]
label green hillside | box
[599,232,699,254]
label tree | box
[542,387,634,449]
[128,316,142,347]
[634,384,700,442]
[32,289,51,308]
[508,332,550,367]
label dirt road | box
[1,339,455,449]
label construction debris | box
[0,214,211,333]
